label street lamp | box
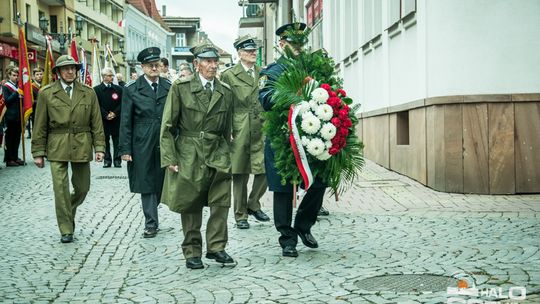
[75,16,83,36]
[38,16,67,53]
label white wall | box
[426,0,540,97]
[325,0,540,114]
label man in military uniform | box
[221,35,269,229]
[160,43,234,269]
[259,23,326,257]
[94,67,123,168]
[31,55,105,243]
[119,47,171,238]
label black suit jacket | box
[94,82,123,134]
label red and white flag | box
[288,104,314,191]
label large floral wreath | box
[263,45,364,194]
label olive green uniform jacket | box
[220,63,265,174]
[31,81,105,160]
[160,74,233,213]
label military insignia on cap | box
[258,75,267,89]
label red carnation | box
[320,83,331,91]
[329,147,340,155]
[337,89,347,97]
[339,128,349,137]
[343,118,353,128]
[331,117,341,127]
[329,91,337,97]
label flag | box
[42,35,55,87]
[118,19,125,27]
[70,38,79,62]
[91,41,101,87]
[0,87,5,123]
[80,48,92,86]
[17,24,34,124]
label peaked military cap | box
[137,47,161,64]
[234,35,258,50]
[190,43,220,59]
[52,55,82,73]
[275,22,307,41]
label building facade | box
[323,0,540,194]
[124,0,170,75]
[162,16,200,72]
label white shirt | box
[144,75,159,90]
[198,74,214,91]
[240,62,255,75]
[60,80,74,99]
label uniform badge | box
[112,93,119,100]
[258,75,268,90]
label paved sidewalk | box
[0,142,539,303]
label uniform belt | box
[48,127,91,134]
[180,130,220,139]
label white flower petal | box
[311,88,330,104]
[300,115,321,135]
[320,123,337,140]
[315,104,334,121]
[316,150,332,161]
[306,138,325,156]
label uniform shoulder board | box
[162,77,172,85]
[173,75,193,85]
[40,83,54,91]
[220,81,231,90]
[220,66,233,74]
[125,80,136,87]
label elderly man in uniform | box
[94,67,123,168]
[119,47,171,238]
[31,55,105,243]
[221,35,269,229]
[259,23,326,257]
[160,43,234,269]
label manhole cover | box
[96,176,128,179]
[354,274,458,293]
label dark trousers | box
[273,187,325,248]
[141,193,160,229]
[104,131,120,164]
[4,120,21,162]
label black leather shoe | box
[318,206,330,216]
[236,220,249,229]
[143,228,157,238]
[186,257,204,269]
[15,159,25,165]
[60,234,73,243]
[282,245,298,257]
[248,209,270,222]
[297,231,318,248]
[205,250,235,264]
[6,161,20,167]
[103,162,112,168]
[113,161,121,168]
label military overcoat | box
[119,76,171,194]
[160,74,233,213]
[31,81,105,161]
[220,63,265,174]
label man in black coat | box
[119,47,171,238]
[2,66,24,167]
[94,67,123,168]
[259,23,326,258]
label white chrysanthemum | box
[315,104,333,121]
[306,138,325,156]
[301,136,311,147]
[297,101,311,115]
[300,114,321,134]
[320,123,337,140]
[301,109,315,119]
[311,88,330,104]
[316,150,332,161]
[325,140,332,149]
[309,99,319,111]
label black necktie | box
[151,82,158,93]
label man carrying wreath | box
[259,23,325,258]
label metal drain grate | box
[96,176,128,179]
[354,274,458,293]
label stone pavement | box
[0,142,539,303]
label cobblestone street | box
[1,143,539,303]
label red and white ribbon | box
[288,104,314,190]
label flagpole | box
[17,13,27,164]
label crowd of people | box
[0,22,330,268]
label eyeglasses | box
[104,74,114,77]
